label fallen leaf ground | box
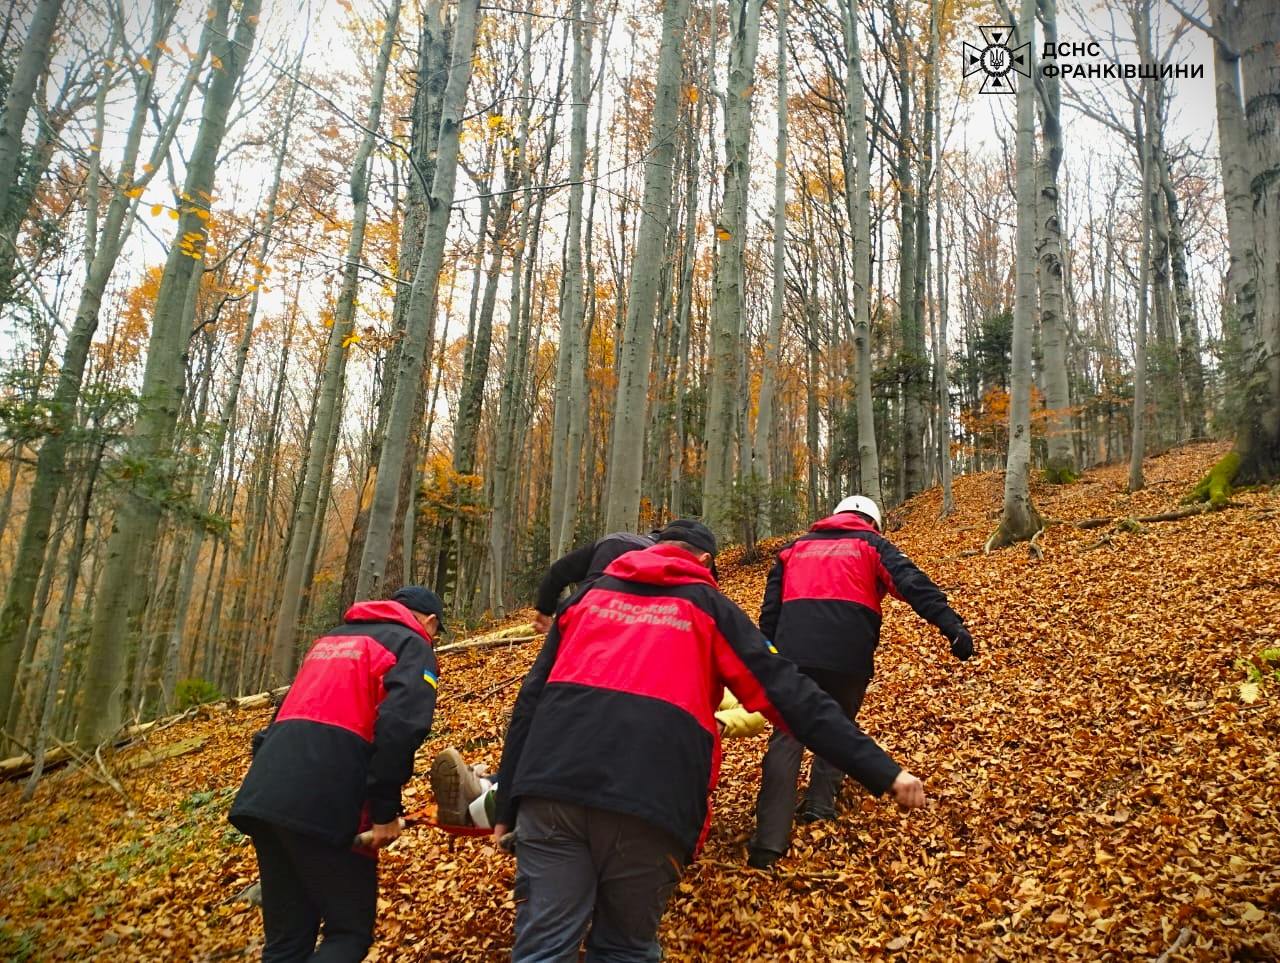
[2,442,1278,961]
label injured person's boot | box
[431,748,484,826]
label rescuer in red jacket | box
[492,520,925,961]
[230,586,444,962]
[748,495,972,869]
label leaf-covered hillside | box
[2,443,1278,961]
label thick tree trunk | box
[602,0,692,532]
[357,0,482,597]
[988,0,1044,551]
[1225,0,1280,482]
[1157,150,1206,439]
[1036,0,1075,480]
[704,0,763,537]
[79,0,262,745]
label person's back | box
[760,501,967,678]
[750,496,971,868]
[495,520,923,961]
[230,587,443,962]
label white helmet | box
[833,495,882,530]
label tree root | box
[1185,450,1240,508]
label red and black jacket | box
[229,601,439,848]
[759,513,965,679]
[533,531,655,616]
[495,543,903,860]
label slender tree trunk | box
[988,0,1044,550]
[22,439,101,799]
[893,8,926,501]
[270,2,399,682]
[841,0,882,506]
[704,0,763,537]
[549,0,596,558]
[1158,149,1206,439]
[602,0,693,532]
[357,0,482,597]
[750,0,787,536]
[1129,23,1155,494]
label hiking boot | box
[431,748,483,826]
[747,846,784,870]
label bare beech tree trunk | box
[357,0,482,597]
[750,0,787,536]
[602,0,692,532]
[270,1,400,682]
[841,0,882,507]
[704,0,763,537]
[1129,7,1155,495]
[1036,0,1075,480]
[988,0,1044,550]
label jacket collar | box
[809,512,878,535]
[343,600,432,642]
[604,542,718,588]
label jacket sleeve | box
[873,538,966,640]
[533,543,596,615]
[758,555,785,638]
[494,625,563,826]
[710,596,901,796]
[367,635,439,824]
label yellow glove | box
[714,689,766,738]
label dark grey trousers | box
[751,669,869,856]
[512,797,685,962]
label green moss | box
[1186,449,1241,508]
[1041,464,1079,485]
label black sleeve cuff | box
[369,791,402,825]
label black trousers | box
[248,821,377,962]
[751,668,869,856]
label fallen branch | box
[459,674,524,702]
[437,635,538,656]
[1154,925,1192,963]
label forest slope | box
[1,442,1277,961]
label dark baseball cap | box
[657,518,717,556]
[656,519,719,579]
[390,586,446,632]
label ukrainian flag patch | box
[765,640,779,654]
[423,669,438,689]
